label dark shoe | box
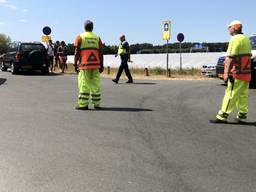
[126,80,133,84]
[236,119,247,125]
[112,79,118,84]
[94,106,102,110]
[210,119,227,124]
[75,106,89,110]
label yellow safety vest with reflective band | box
[118,42,127,56]
[224,34,252,82]
[79,32,101,69]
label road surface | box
[0,71,256,192]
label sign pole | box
[177,33,185,71]
[166,40,170,77]
[179,42,182,71]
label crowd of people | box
[46,40,68,73]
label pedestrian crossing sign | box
[162,20,171,41]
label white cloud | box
[23,9,28,12]
[18,19,27,23]
[0,21,5,25]
[5,3,17,10]
[0,0,8,4]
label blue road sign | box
[177,33,185,42]
[164,23,169,31]
[43,26,51,35]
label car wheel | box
[41,67,49,75]
[11,62,18,75]
[0,61,7,71]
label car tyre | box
[41,67,49,75]
[1,61,7,72]
[11,62,18,75]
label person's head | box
[61,41,66,46]
[228,20,243,36]
[56,41,60,46]
[84,20,94,32]
[120,35,126,42]
[49,40,53,45]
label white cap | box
[228,20,242,28]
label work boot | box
[75,106,89,111]
[94,106,102,110]
[112,79,118,84]
[236,119,247,125]
[209,119,227,124]
[126,80,133,84]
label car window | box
[21,44,45,52]
[250,36,256,50]
[8,42,19,52]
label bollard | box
[145,68,149,76]
[107,66,110,75]
[167,69,171,78]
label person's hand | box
[99,67,104,73]
[115,54,118,58]
[73,65,79,73]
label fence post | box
[107,66,110,75]
[167,69,171,78]
[145,68,149,76]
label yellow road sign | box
[162,20,171,41]
[41,35,51,43]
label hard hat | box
[120,34,126,39]
[228,20,242,29]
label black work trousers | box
[115,57,133,82]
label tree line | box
[0,33,228,55]
[66,42,228,55]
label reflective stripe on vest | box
[118,43,127,56]
[79,32,100,69]
[224,55,251,82]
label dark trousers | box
[115,58,133,82]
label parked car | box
[201,63,217,77]
[216,35,256,87]
[1,42,50,74]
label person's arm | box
[124,42,131,62]
[74,36,81,73]
[99,38,104,73]
[224,38,236,81]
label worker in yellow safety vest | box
[74,20,104,110]
[211,20,252,124]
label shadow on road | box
[0,78,6,86]
[118,82,157,85]
[226,122,256,127]
[93,107,153,112]
[18,71,63,76]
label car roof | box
[20,42,44,45]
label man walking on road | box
[211,20,252,124]
[74,20,104,110]
[112,35,133,84]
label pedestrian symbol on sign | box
[164,23,169,31]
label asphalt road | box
[0,71,256,192]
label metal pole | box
[166,40,170,77]
[179,42,182,71]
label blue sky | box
[0,0,256,45]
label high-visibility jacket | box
[118,42,128,56]
[79,32,101,69]
[224,34,252,82]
